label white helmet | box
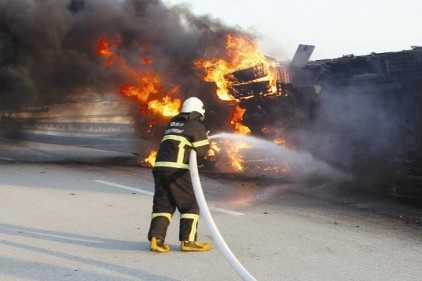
[181,97,205,116]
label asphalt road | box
[0,134,421,281]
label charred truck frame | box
[227,45,422,198]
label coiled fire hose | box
[189,150,257,281]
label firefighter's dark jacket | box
[153,112,210,171]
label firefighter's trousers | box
[148,169,200,242]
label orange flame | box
[96,35,181,118]
[144,150,157,167]
[194,34,277,101]
[214,140,250,172]
[230,105,251,135]
[96,35,118,66]
[194,34,278,134]
[273,137,286,146]
[141,56,153,64]
[148,95,180,117]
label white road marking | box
[94,179,245,216]
[94,180,154,196]
[0,156,14,161]
[0,225,98,243]
[207,206,245,216]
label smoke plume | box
[0,0,248,112]
[291,82,405,184]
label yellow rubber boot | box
[180,241,211,252]
[150,237,170,253]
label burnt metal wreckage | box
[224,45,422,199]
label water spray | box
[210,132,350,182]
[189,150,257,281]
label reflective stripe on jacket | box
[153,112,210,170]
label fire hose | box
[189,149,257,281]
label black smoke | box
[0,0,248,115]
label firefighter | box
[148,97,211,253]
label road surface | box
[0,134,421,281]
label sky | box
[164,0,422,61]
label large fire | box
[194,34,279,136]
[194,34,277,102]
[96,33,288,175]
[193,34,279,172]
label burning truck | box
[181,38,422,196]
[3,31,421,198]
[1,0,420,197]
[207,44,422,198]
